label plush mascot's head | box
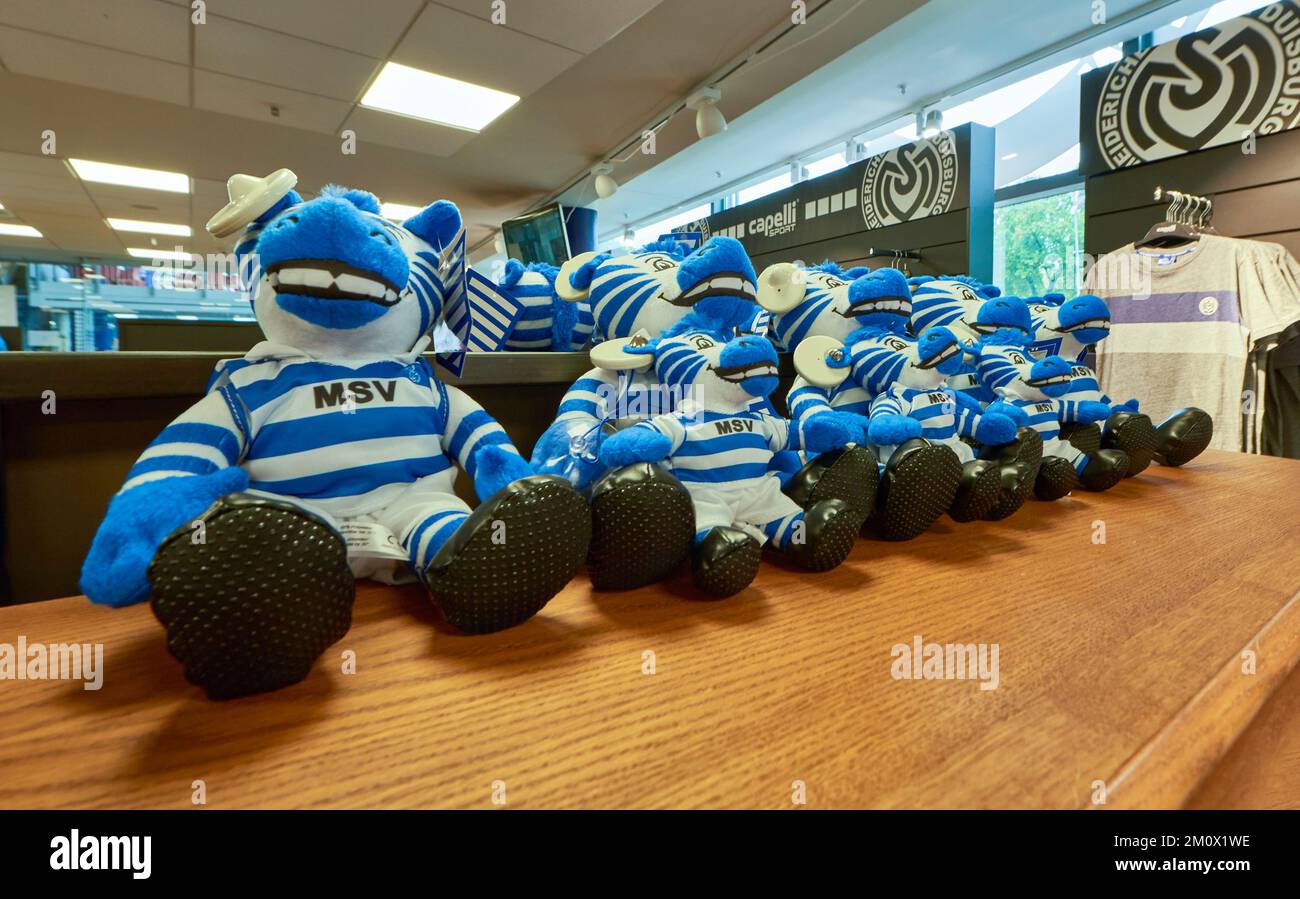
[756,263,907,350]
[1027,293,1111,361]
[214,175,464,357]
[975,334,1075,402]
[587,238,774,411]
[910,276,1004,345]
[560,236,766,341]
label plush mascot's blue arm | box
[470,444,534,501]
[792,410,860,453]
[1069,400,1115,424]
[80,467,250,608]
[868,413,923,446]
[973,411,1017,446]
[985,399,1029,427]
[599,426,673,468]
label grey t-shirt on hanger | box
[1082,235,1300,453]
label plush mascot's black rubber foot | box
[1060,421,1101,455]
[587,463,694,590]
[985,428,1042,521]
[1079,448,1130,492]
[693,526,762,598]
[949,459,1002,523]
[425,476,591,634]
[1153,407,1213,467]
[1104,411,1157,477]
[1034,456,1080,501]
[148,493,354,701]
[783,445,878,525]
[868,440,962,541]
[788,499,859,572]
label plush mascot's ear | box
[590,332,656,372]
[793,335,850,388]
[320,184,381,214]
[757,262,807,313]
[403,200,463,251]
[556,251,604,302]
[500,259,526,289]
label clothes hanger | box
[1136,188,1200,250]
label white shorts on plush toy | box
[246,471,472,585]
[684,476,804,545]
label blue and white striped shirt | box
[122,341,520,518]
[633,409,789,489]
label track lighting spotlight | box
[687,87,727,139]
[592,163,618,199]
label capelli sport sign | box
[1092,1,1300,170]
[860,130,960,229]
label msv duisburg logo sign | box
[861,130,960,229]
[1095,3,1300,169]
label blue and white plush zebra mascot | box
[80,170,591,700]
[1026,293,1212,472]
[532,237,846,591]
[494,260,595,351]
[757,262,1002,539]
[971,322,1131,499]
[592,292,862,598]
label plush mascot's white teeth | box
[590,333,654,372]
[556,251,601,303]
[207,168,298,239]
[335,272,390,299]
[793,334,850,388]
[757,263,806,313]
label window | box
[629,203,712,247]
[803,149,847,180]
[736,170,792,205]
[992,188,1086,296]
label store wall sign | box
[1081,1,1300,175]
[860,129,960,228]
[673,123,980,257]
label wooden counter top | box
[1,449,1298,808]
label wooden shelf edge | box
[1101,586,1300,809]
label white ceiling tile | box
[339,106,478,157]
[432,0,663,54]
[195,16,379,101]
[0,152,75,177]
[85,185,191,217]
[193,0,424,57]
[193,70,353,134]
[0,235,57,252]
[392,4,582,99]
[0,27,189,105]
[0,0,191,64]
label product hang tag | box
[337,521,408,561]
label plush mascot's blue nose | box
[258,197,410,330]
[977,296,1032,334]
[916,326,964,375]
[716,333,780,398]
[1026,355,1073,397]
[1056,294,1110,344]
[674,237,757,322]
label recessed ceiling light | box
[107,217,192,237]
[0,223,43,237]
[380,201,423,221]
[128,247,196,261]
[360,62,519,132]
[69,159,189,193]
